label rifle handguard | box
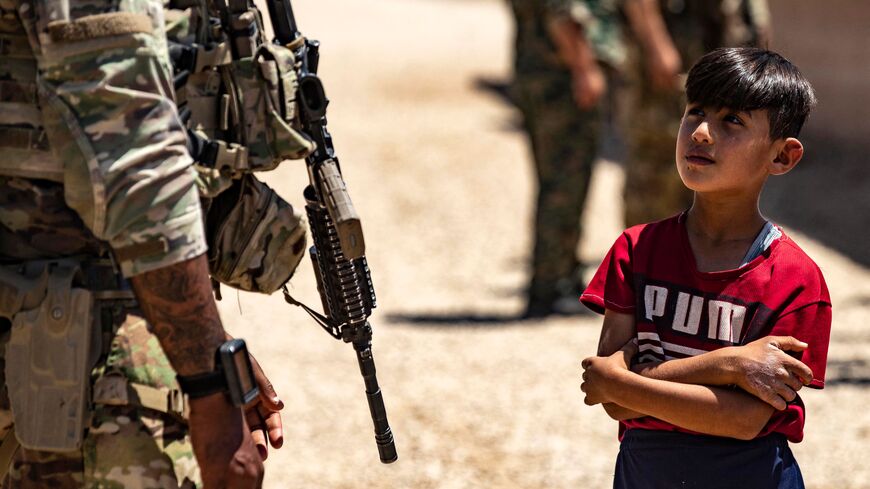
[318,159,365,260]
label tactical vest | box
[166,0,314,182]
[169,0,314,295]
[0,4,64,182]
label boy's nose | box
[691,122,713,144]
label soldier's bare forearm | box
[624,0,671,52]
[545,16,597,73]
[130,254,226,375]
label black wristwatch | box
[176,339,260,406]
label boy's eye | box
[687,107,705,117]
[724,114,744,125]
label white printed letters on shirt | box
[643,285,748,343]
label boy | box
[579,47,830,488]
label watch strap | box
[176,370,226,399]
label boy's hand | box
[581,339,638,405]
[728,336,814,410]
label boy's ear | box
[770,137,804,176]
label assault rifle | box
[264,0,398,464]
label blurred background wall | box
[763,0,870,267]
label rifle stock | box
[267,0,397,464]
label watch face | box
[233,348,256,397]
[220,339,260,406]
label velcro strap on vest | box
[93,375,188,420]
[194,42,232,72]
[0,34,34,58]
[200,139,249,172]
[0,104,42,127]
[0,428,20,481]
[112,237,169,263]
[187,95,220,130]
[48,13,153,43]
[0,127,50,151]
[0,81,37,104]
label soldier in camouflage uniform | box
[510,0,624,317]
[0,0,280,485]
[620,0,771,226]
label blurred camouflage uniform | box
[620,0,770,225]
[510,0,623,315]
[0,0,205,484]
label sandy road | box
[218,0,870,487]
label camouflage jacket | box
[649,0,770,68]
[0,0,206,277]
[510,0,624,77]
[511,0,770,79]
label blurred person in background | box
[509,0,624,318]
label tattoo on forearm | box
[130,255,225,375]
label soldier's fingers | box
[261,407,284,449]
[249,428,268,460]
[245,407,269,460]
[249,355,284,411]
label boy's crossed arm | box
[583,310,813,439]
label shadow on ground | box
[825,359,870,387]
[385,311,593,326]
[386,312,527,326]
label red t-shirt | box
[580,214,832,443]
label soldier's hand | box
[645,39,681,92]
[245,353,285,460]
[570,63,607,110]
[189,393,264,489]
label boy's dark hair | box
[686,47,816,140]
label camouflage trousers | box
[619,50,694,227]
[0,308,201,489]
[0,177,200,488]
[514,72,599,306]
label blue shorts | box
[614,429,805,489]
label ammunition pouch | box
[206,174,306,294]
[175,31,313,176]
[3,261,97,452]
[225,41,314,172]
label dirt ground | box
[221,1,870,487]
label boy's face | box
[675,104,782,195]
